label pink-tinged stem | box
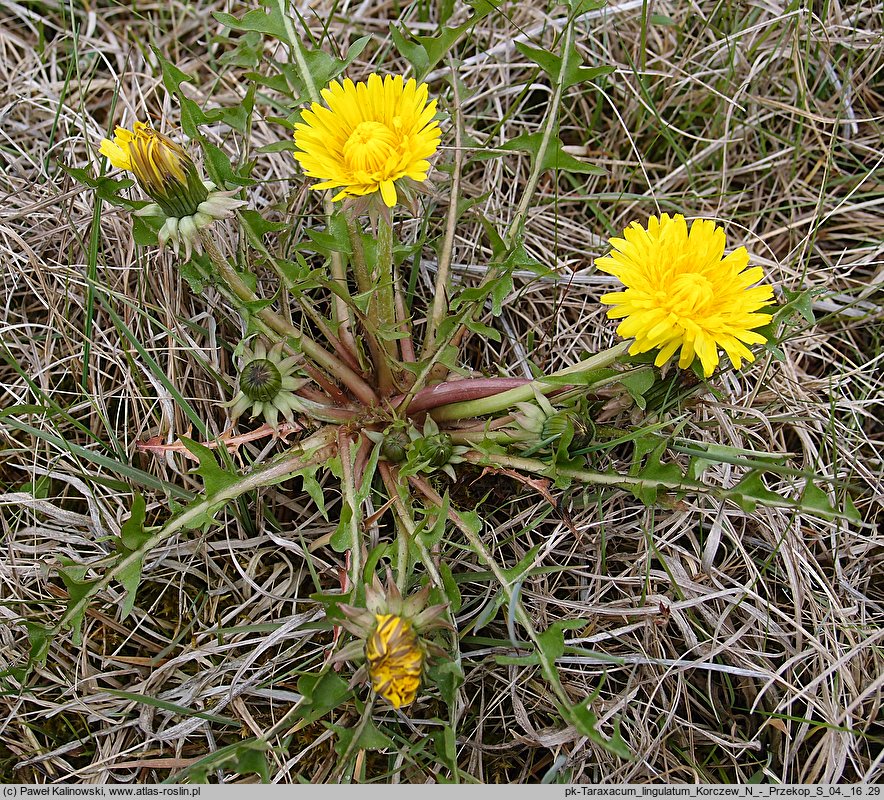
[393,262,416,363]
[296,384,337,405]
[431,342,632,422]
[353,431,374,487]
[337,428,362,586]
[396,377,531,415]
[303,363,349,406]
[200,230,378,407]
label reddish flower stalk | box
[397,377,531,416]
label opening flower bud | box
[100,122,208,218]
[365,614,423,708]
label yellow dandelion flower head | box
[597,214,774,377]
[293,74,441,208]
[365,614,424,708]
[99,121,208,217]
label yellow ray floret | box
[596,214,774,377]
[293,74,441,208]
[365,614,424,708]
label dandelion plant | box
[31,1,861,783]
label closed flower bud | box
[223,340,308,429]
[380,430,409,463]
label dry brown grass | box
[1,0,882,785]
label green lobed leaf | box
[478,215,507,259]
[227,745,271,784]
[201,140,255,188]
[417,495,450,549]
[275,255,315,289]
[495,651,540,666]
[456,508,483,537]
[462,318,501,341]
[619,368,656,410]
[800,481,836,517]
[119,493,148,550]
[21,475,51,499]
[362,543,391,584]
[501,543,543,584]
[213,7,290,43]
[430,659,465,711]
[501,132,605,174]
[177,739,271,785]
[391,3,495,81]
[151,45,194,96]
[330,504,352,553]
[296,671,351,725]
[176,97,203,138]
[449,272,513,317]
[630,438,684,505]
[438,561,462,613]
[432,725,459,773]
[568,700,631,758]
[330,719,395,758]
[299,465,328,520]
[217,82,255,135]
[553,421,579,471]
[180,438,241,528]
[842,495,862,523]
[413,27,465,78]
[635,460,684,505]
[302,47,359,99]
[61,165,138,209]
[239,209,287,243]
[218,29,263,69]
[489,271,514,316]
[514,41,562,78]
[182,438,239,496]
[515,40,613,89]
[57,558,98,646]
[536,619,587,667]
[131,215,160,246]
[729,471,783,513]
[115,493,151,620]
[503,242,555,276]
[256,137,298,153]
[304,217,352,257]
[780,287,816,324]
[178,254,209,294]
[388,26,434,79]
[25,622,53,668]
